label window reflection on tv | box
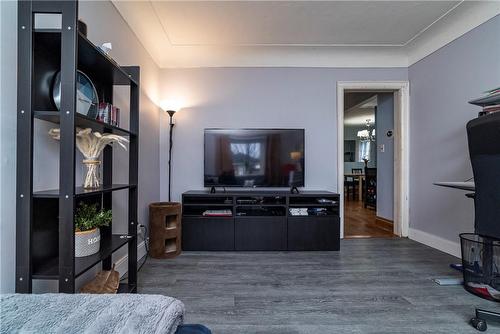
[204,129,305,187]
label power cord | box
[120,223,149,282]
[137,223,149,272]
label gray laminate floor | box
[138,238,499,333]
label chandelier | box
[357,119,376,142]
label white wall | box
[0,0,161,293]
[159,68,407,201]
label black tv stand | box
[290,186,300,194]
[182,190,340,251]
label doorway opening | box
[337,82,410,239]
[343,93,394,238]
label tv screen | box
[204,129,305,188]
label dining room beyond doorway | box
[343,92,396,238]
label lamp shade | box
[160,100,182,114]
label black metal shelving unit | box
[16,0,139,293]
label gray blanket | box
[0,293,184,334]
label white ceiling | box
[112,1,500,68]
[345,95,377,126]
[152,1,458,46]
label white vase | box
[82,157,101,189]
[75,228,100,257]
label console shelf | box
[33,184,135,198]
[34,110,135,137]
[236,205,287,217]
[182,190,340,251]
[32,235,132,279]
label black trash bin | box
[460,233,500,302]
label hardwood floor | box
[138,238,497,333]
[344,197,396,238]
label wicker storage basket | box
[80,264,120,294]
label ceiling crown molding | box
[406,1,500,65]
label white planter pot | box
[75,228,100,257]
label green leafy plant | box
[75,202,112,232]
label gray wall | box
[408,15,500,244]
[376,93,394,221]
[0,0,18,294]
[79,1,161,237]
[0,0,161,293]
[159,68,408,201]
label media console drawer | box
[235,217,286,251]
[287,216,340,251]
[182,217,234,251]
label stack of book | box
[96,102,121,126]
[308,207,328,216]
[469,87,500,116]
[480,104,500,116]
[289,208,308,216]
[202,209,232,217]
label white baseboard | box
[408,228,461,258]
[115,241,147,277]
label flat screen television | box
[204,129,305,188]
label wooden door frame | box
[337,81,410,238]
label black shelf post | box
[125,66,140,289]
[101,85,114,272]
[58,0,78,294]
[16,0,34,293]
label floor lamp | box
[162,107,178,202]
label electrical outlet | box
[137,224,147,240]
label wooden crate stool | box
[149,202,182,258]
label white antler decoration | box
[49,127,129,158]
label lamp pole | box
[166,110,176,202]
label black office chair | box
[464,111,500,331]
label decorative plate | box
[52,70,99,118]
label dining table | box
[344,173,365,201]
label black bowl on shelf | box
[78,20,87,36]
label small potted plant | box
[75,202,112,257]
